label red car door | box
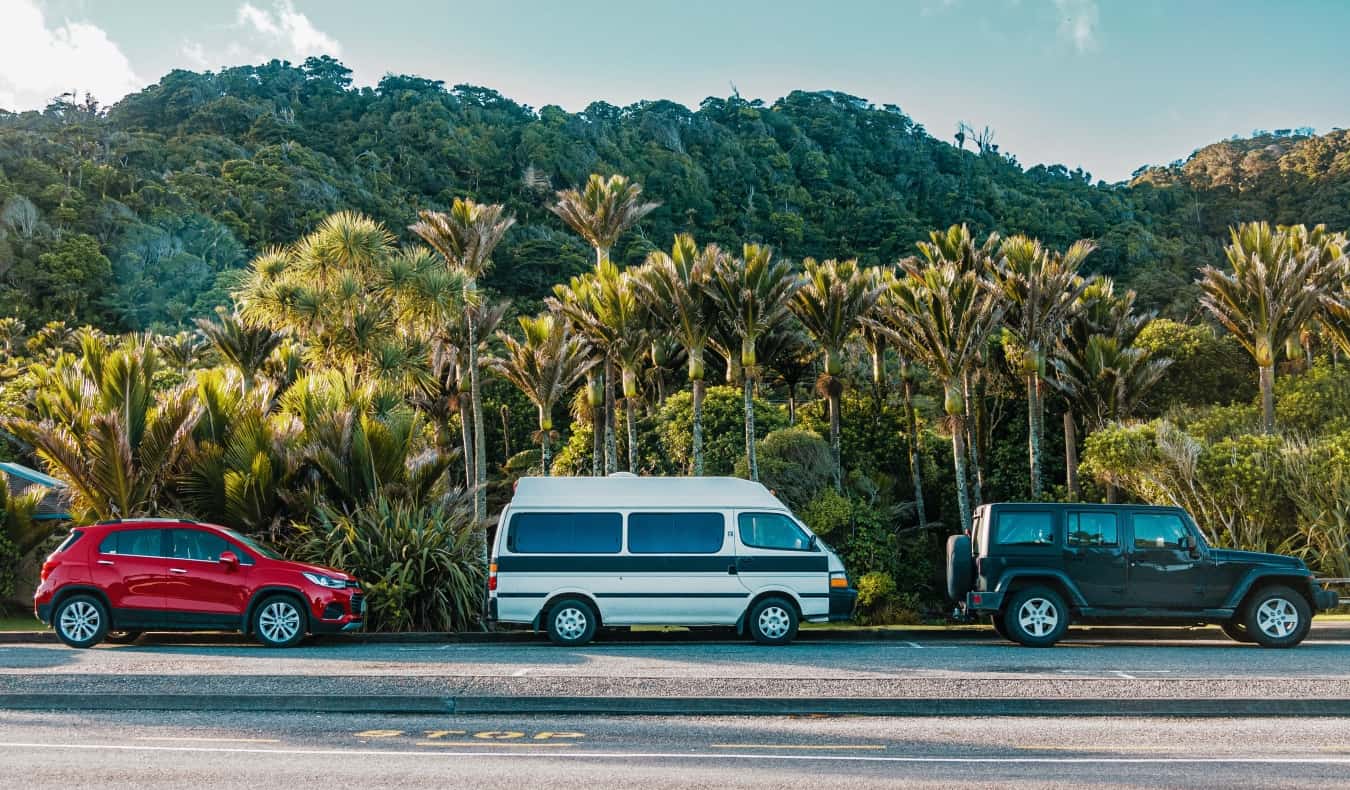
[89,528,170,625]
[162,527,252,625]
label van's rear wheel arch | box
[536,593,603,632]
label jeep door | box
[1063,510,1127,607]
[1125,510,1213,609]
[732,511,829,620]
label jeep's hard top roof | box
[978,502,1185,511]
[509,475,786,511]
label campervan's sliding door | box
[608,510,746,625]
[731,510,830,619]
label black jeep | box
[947,502,1341,648]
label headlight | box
[302,572,347,589]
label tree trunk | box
[500,405,511,460]
[963,371,983,507]
[951,413,972,532]
[1027,373,1043,498]
[467,311,488,630]
[1063,409,1079,500]
[459,392,474,491]
[787,385,797,427]
[592,403,604,475]
[1260,364,1275,434]
[604,357,618,474]
[744,376,758,481]
[692,378,706,476]
[903,375,927,528]
[829,389,842,492]
[540,432,551,477]
[626,397,638,473]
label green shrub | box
[800,487,851,541]
[656,386,787,475]
[738,428,832,510]
[289,494,485,632]
[855,571,896,609]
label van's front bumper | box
[828,588,858,621]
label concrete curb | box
[3,623,1349,645]
[1,693,1348,717]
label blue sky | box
[2,0,1346,181]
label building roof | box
[0,461,71,521]
[510,475,787,511]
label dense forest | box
[3,57,1350,627]
[2,56,1348,331]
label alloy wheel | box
[757,605,791,640]
[1017,597,1059,638]
[1256,597,1299,639]
[259,601,301,644]
[59,600,101,643]
[554,607,588,642]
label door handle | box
[727,564,738,575]
[97,560,114,566]
[169,568,188,574]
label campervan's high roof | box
[510,475,785,511]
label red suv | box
[34,519,364,648]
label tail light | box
[488,562,498,591]
[40,559,58,581]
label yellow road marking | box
[474,731,525,740]
[422,730,467,739]
[416,741,575,748]
[137,737,280,744]
[355,730,404,738]
[712,744,886,751]
[534,732,585,740]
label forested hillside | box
[2,55,1346,331]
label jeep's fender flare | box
[993,570,1089,608]
[1222,568,1317,610]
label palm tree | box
[2,338,202,523]
[758,325,816,426]
[1199,222,1342,433]
[197,309,284,390]
[637,234,723,475]
[489,313,596,475]
[993,235,1095,497]
[551,174,660,472]
[709,244,800,481]
[873,260,1005,530]
[409,199,515,521]
[789,258,882,490]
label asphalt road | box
[1,709,1345,788]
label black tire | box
[747,596,799,645]
[53,594,110,649]
[252,595,307,648]
[1243,585,1312,649]
[946,534,974,602]
[1002,586,1070,647]
[105,630,144,645]
[990,615,1012,642]
[1220,621,1256,644]
[546,597,599,646]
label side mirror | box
[1176,534,1190,549]
[219,550,240,570]
[807,534,819,551]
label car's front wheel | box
[54,594,109,649]
[1002,586,1070,647]
[545,597,598,646]
[1244,585,1311,648]
[748,596,799,645]
[252,596,307,648]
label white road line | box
[5,741,1350,765]
[512,668,532,677]
[904,642,923,649]
[137,737,280,744]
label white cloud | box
[236,1,341,60]
[0,0,143,111]
[1053,0,1099,53]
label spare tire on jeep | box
[946,534,974,602]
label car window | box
[996,512,1055,546]
[508,512,622,554]
[1067,512,1118,547]
[628,513,725,554]
[1132,513,1189,549]
[99,529,165,557]
[738,512,813,552]
[219,527,275,562]
[169,529,230,562]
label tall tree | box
[873,260,1005,530]
[196,309,284,391]
[489,313,596,475]
[637,235,724,475]
[1198,222,1342,433]
[709,244,800,481]
[789,258,882,490]
[993,235,1095,497]
[409,199,515,520]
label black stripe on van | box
[495,556,828,573]
[498,591,831,599]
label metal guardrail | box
[1316,578,1350,606]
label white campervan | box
[487,475,856,645]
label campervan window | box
[509,512,622,554]
[628,513,724,554]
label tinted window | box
[99,529,164,557]
[996,512,1055,546]
[169,529,230,562]
[1067,512,1118,547]
[220,527,277,561]
[628,513,724,554]
[53,530,83,554]
[509,512,622,554]
[1133,513,1189,549]
[738,512,813,551]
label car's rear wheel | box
[1243,585,1311,648]
[54,595,109,649]
[1220,621,1256,644]
[546,597,598,646]
[1002,586,1069,647]
[105,630,143,645]
[748,596,799,645]
[253,596,307,648]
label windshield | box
[220,528,282,560]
